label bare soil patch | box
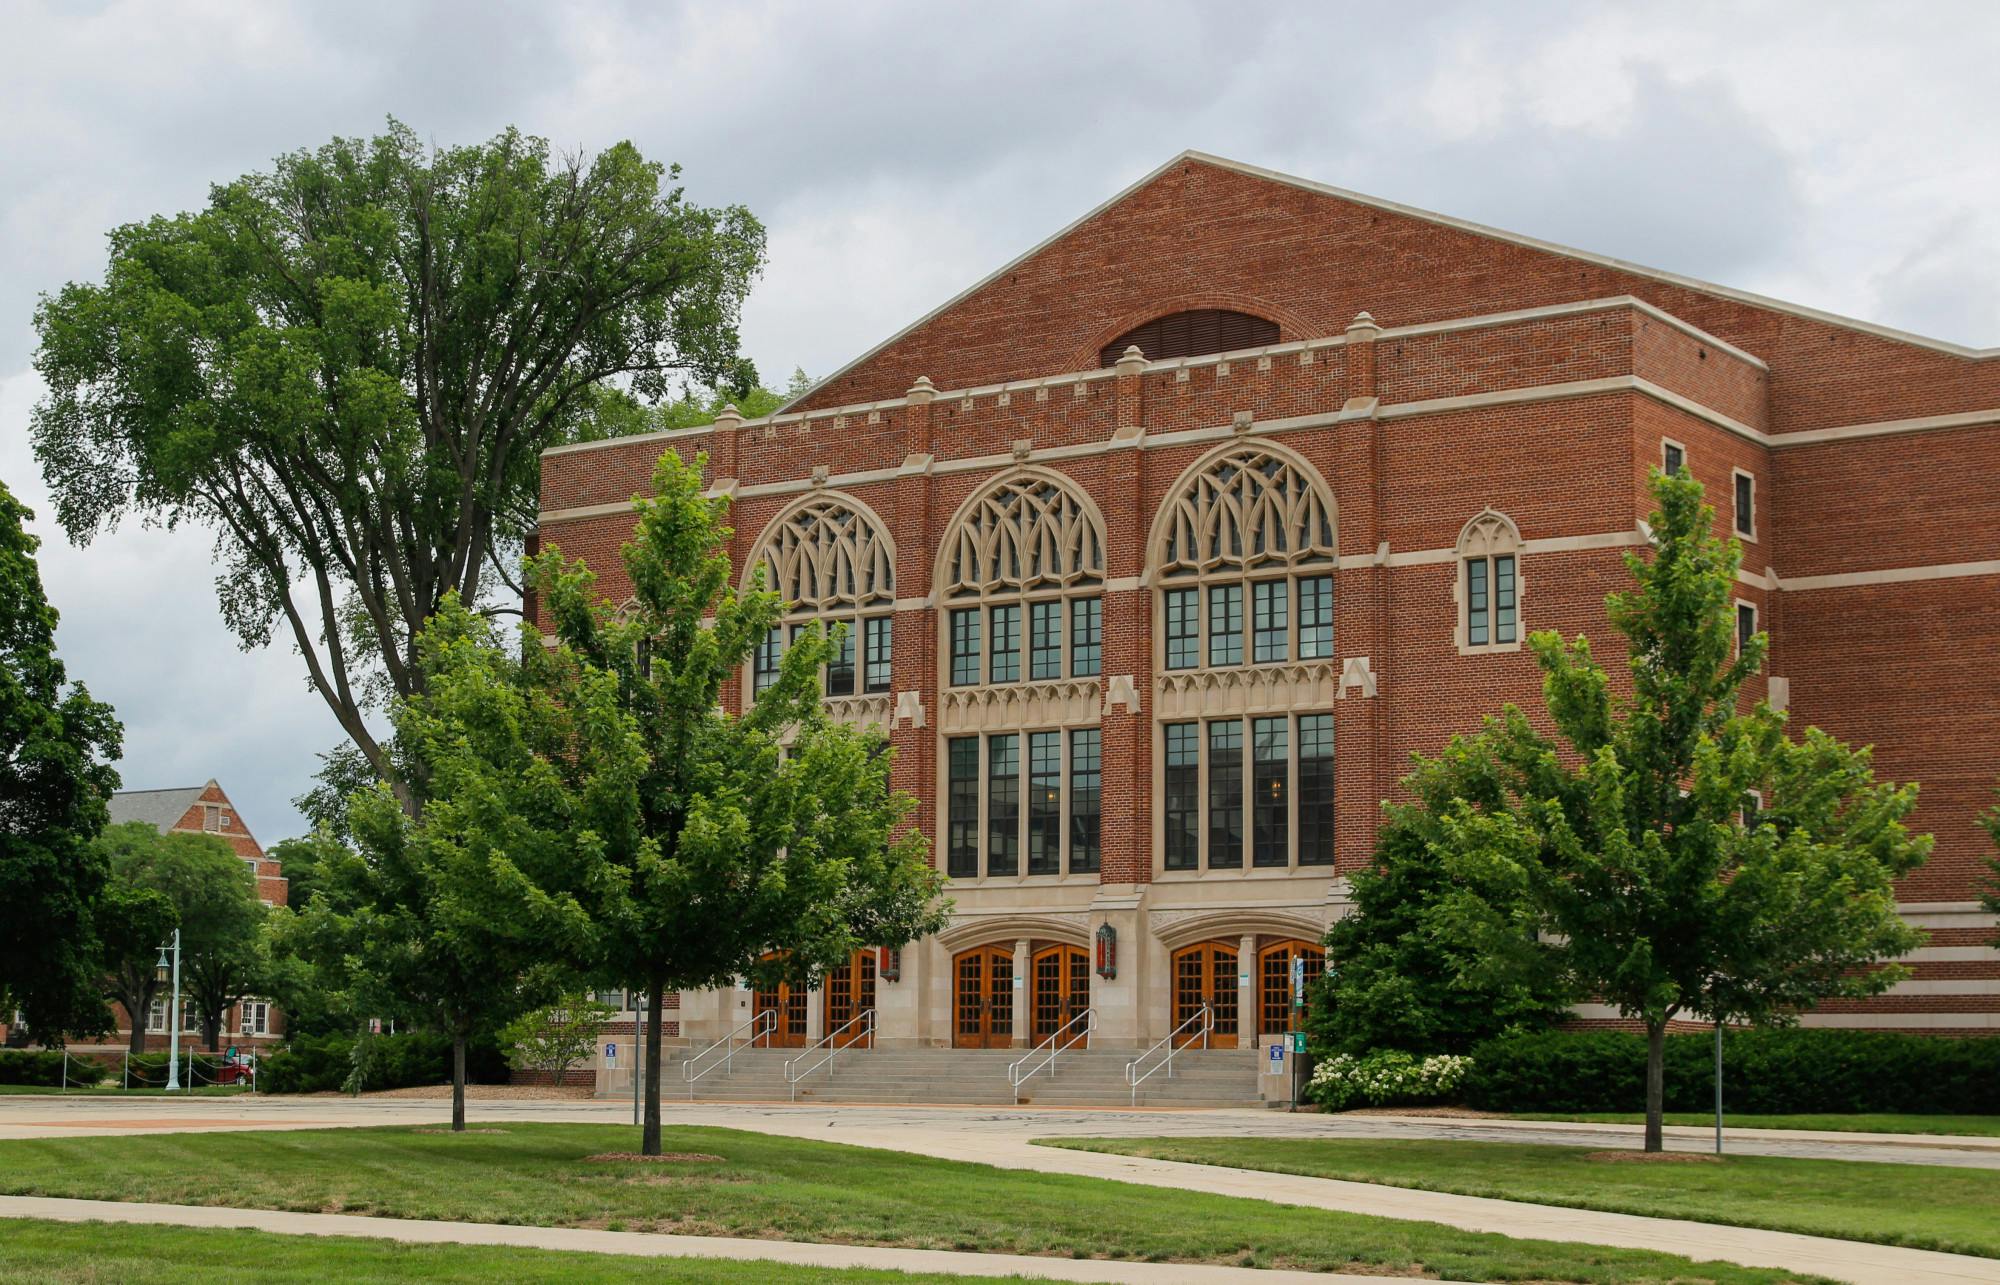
[584,1151,726,1164]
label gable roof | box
[781,150,1997,413]
[106,784,211,834]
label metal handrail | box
[1124,1004,1212,1105]
[682,1008,776,1100]
[783,1008,874,1101]
[1009,1008,1094,1095]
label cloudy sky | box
[4,1,1997,846]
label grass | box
[0,1122,1812,1283]
[1043,1135,2000,1259]
[1503,1112,2000,1138]
[0,1218,1007,1282]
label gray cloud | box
[3,0,1997,843]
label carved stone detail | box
[940,678,1102,732]
[1154,662,1338,719]
[1338,655,1377,699]
[1157,446,1336,577]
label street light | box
[156,929,182,1092]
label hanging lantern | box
[877,946,901,983]
[1094,923,1117,980]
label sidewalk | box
[0,1195,1441,1284]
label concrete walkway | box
[0,1194,1435,1283]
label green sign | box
[1289,1032,1306,1053]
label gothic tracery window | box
[746,495,896,699]
[1456,509,1522,654]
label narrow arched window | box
[1099,309,1279,366]
[1150,444,1339,875]
[1457,509,1522,654]
[745,495,896,699]
[937,470,1105,881]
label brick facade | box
[537,154,1999,1046]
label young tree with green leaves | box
[0,478,122,1045]
[532,449,947,1155]
[1425,471,1930,1151]
[296,594,640,1129]
[32,119,766,792]
[498,994,615,1086]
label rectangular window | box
[1026,732,1062,875]
[1298,576,1333,660]
[1298,713,1335,865]
[753,625,784,695]
[1163,723,1200,871]
[1207,720,1244,869]
[593,990,627,1011]
[1164,588,1199,669]
[1736,602,1758,660]
[1734,470,1756,538]
[1068,728,1100,874]
[949,609,981,686]
[1494,554,1517,645]
[1252,581,1288,663]
[1467,558,1490,646]
[203,805,220,833]
[1070,597,1102,677]
[826,623,856,696]
[1252,716,1289,867]
[947,737,980,878]
[863,616,892,694]
[989,604,1021,684]
[987,734,1020,877]
[1029,601,1062,680]
[1208,584,1243,667]
[147,997,167,1034]
[1662,440,1686,476]
[239,1000,270,1036]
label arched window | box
[1099,309,1279,366]
[1456,509,1522,654]
[938,471,1105,882]
[1152,445,1338,874]
[745,494,896,699]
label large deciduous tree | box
[1424,472,1930,1151]
[297,594,632,1129]
[0,479,122,1045]
[533,449,947,1155]
[31,120,766,789]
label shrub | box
[1306,1050,1473,1111]
[1465,1028,2000,1114]
[0,1050,75,1086]
[259,1029,511,1094]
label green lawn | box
[1504,1112,2000,1138]
[0,1123,1809,1283]
[1043,1136,2000,1259]
[0,1218,1003,1283]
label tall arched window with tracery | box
[1150,444,1339,874]
[937,471,1105,883]
[744,494,897,701]
[1455,509,1522,655]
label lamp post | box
[155,928,182,1092]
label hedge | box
[259,1030,509,1094]
[1464,1028,2000,1114]
[0,1050,92,1087]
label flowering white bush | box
[1306,1049,1472,1111]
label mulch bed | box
[584,1152,726,1164]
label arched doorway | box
[825,949,877,1047]
[750,953,810,1048]
[1029,944,1090,1046]
[1170,941,1239,1046]
[953,946,1014,1048]
[1257,939,1324,1036]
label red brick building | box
[537,152,1999,1050]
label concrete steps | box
[641,1046,1266,1108]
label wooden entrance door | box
[824,950,877,1047]
[1257,940,1325,1036]
[751,953,810,1048]
[1029,945,1090,1046]
[953,946,1014,1048]
[1170,942,1240,1046]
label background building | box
[537,153,2000,1051]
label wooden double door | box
[751,950,876,1048]
[953,943,1090,1049]
[824,950,877,1048]
[1170,942,1240,1046]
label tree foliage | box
[32,119,766,786]
[498,994,614,1084]
[1981,789,2000,949]
[0,479,122,1044]
[531,448,947,1154]
[1420,471,1929,1150]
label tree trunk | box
[642,971,665,1156]
[451,1032,467,1132]
[128,1024,147,1055]
[202,1017,222,1053]
[1644,1017,1667,1153]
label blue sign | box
[605,1042,619,1066]
[1267,1043,1285,1066]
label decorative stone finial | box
[1345,311,1381,338]
[906,376,937,405]
[1115,344,1147,377]
[713,403,744,428]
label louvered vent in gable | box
[1098,309,1279,366]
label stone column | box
[1237,933,1259,1049]
[1011,937,1032,1048]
